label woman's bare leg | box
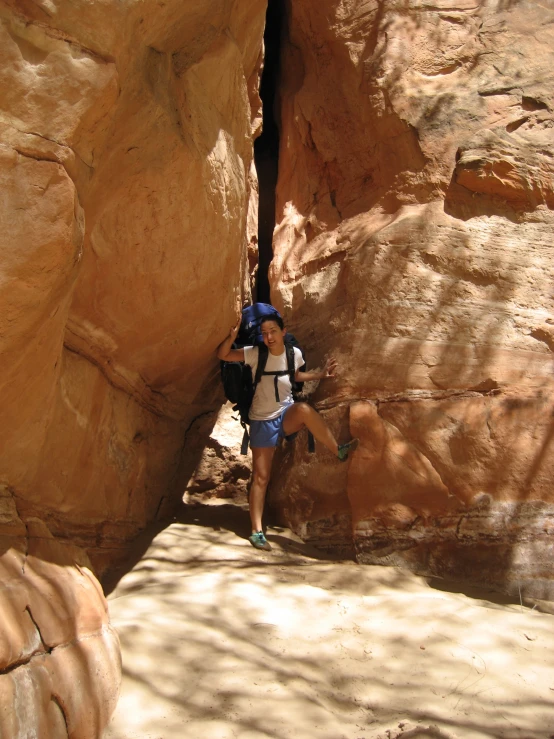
[282,403,339,455]
[250,446,276,532]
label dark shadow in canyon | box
[253,0,284,303]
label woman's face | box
[261,320,286,353]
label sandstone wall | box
[0,0,266,733]
[269,0,554,598]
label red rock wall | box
[269,0,554,598]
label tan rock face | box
[0,0,266,734]
[270,0,554,597]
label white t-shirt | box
[244,345,304,421]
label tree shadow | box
[104,515,554,739]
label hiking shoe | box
[338,438,359,462]
[249,531,272,551]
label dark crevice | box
[315,387,503,412]
[26,605,49,650]
[154,496,167,520]
[0,607,49,675]
[253,0,285,304]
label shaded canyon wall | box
[268,0,554,598]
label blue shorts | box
[249,408,297,448]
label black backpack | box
[220,304,314,454]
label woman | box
[217,314,358,551]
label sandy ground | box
[103,501,554,739]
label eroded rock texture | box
[269,0,554,598]
[0,0,266,734]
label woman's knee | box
[294,402,312,420]
[283,402,312,435]
[252,468,271,488]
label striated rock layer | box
[269,0,554,598]
[0,0,266,735]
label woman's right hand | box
[230,319,240,340]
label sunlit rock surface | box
[0,0,265,734]
[269,0,554,597]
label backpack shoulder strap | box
[254,344,269,387]
[285,341,296,386]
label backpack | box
[239,303,282,345]
[220,303,314,454]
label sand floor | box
[103,501,554,739]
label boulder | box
[0,521,120,738]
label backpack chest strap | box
[260,369,291,402]
[254,344,296,403]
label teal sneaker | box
[338,438,359,462]
[249,531,272,551]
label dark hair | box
[260,315,284,330]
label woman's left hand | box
[322,357,337,378]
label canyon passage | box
[0,0,553,736]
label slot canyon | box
[0,0,553,735]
